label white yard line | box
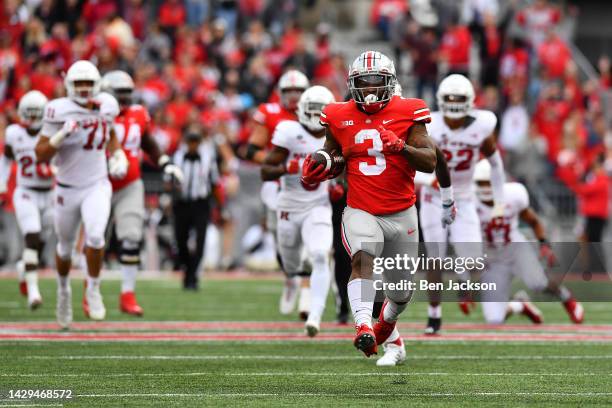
[0,372,609,378]
[22,354,612,361]
[75,392,612,398]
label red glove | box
[285,157,300,174]
[301,154,330,185]
[328,182,345,202]
[539,239,556,267]
[379,126,405,153]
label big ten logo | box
[341,120,354,126]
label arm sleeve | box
[252,105,267,126]
[487,149,506,205]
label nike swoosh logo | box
[382,119,393,125]
[407,228,416,235]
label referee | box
[172,128,219,290]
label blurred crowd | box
[0,0,610,270]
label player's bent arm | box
[434,145,451,189]
[481,134,506,205]
[403,123,436,173]
[519,207,547,241]
[322,127,342,155]
[141,130,164,165]
[261,145,290,181]
[242,124,269,164]
[35,135,58,162]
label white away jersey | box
[423,109,497,199]
[271,120,330,211]
[477,182,530,245]
[41,93,118,187]
[5,124,54,189]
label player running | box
[303,50,437,358]
[35,60,127,329]
[474,160,584,324]
[242,70,310,317]
[420,74,506,335]
[81,70,182,317]
[261,85,336,336]
[0,91,52,310]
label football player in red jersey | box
[241,70,311,317]
[83,70,183,316]
[303,51,438,358]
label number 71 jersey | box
[41,93,118,188]
[425,109,497,200]
[320,96,431,215]
[5,124,54,189]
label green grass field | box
[1,276,612,407]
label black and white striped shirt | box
[172,139,219,201]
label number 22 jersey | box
[320,95,431,215]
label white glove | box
[163,163,184,184]
[108,149,128,179]
[441,200,457,227]
[50,120,80,147]
[158,155,184,184]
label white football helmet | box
[436,74,475,119]
[18,90,48,131]
[297,85,335,132]
[278,70,309,110]
[64,60,101,105]
[473,159,493,202]
[101,70,134,106]
[348,51,396,112]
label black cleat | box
[425,317,441,335]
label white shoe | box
[279,276,300,315]
[56,285,72,330]
[376,339,406,367]
[305,315,321,337]
[26,273,42,310]
[298,286,311,321]
[86,285,106,320]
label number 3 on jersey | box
[355,129,386,176]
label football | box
[312,149,345,176]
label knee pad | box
[85,235,105,250]
[385,289,413,304]
[22,248,39,267]
[56,241,72,260]
[310,251,329,268]
[120,240,141,265]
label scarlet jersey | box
[252,102,296,146]
[320,96,431,215]
[110,104,151,191]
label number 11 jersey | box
[320,95,431,215]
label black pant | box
[173,198,210,288]
[332,196,351,319]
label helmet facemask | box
[475,180,494,202]
[114,88,133,108]
[298,100,326,132]
[20,107,44,132]
[349,73,395,113]
[69,79,97,105]
[439,94,471,119]
[280,88,304,111]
